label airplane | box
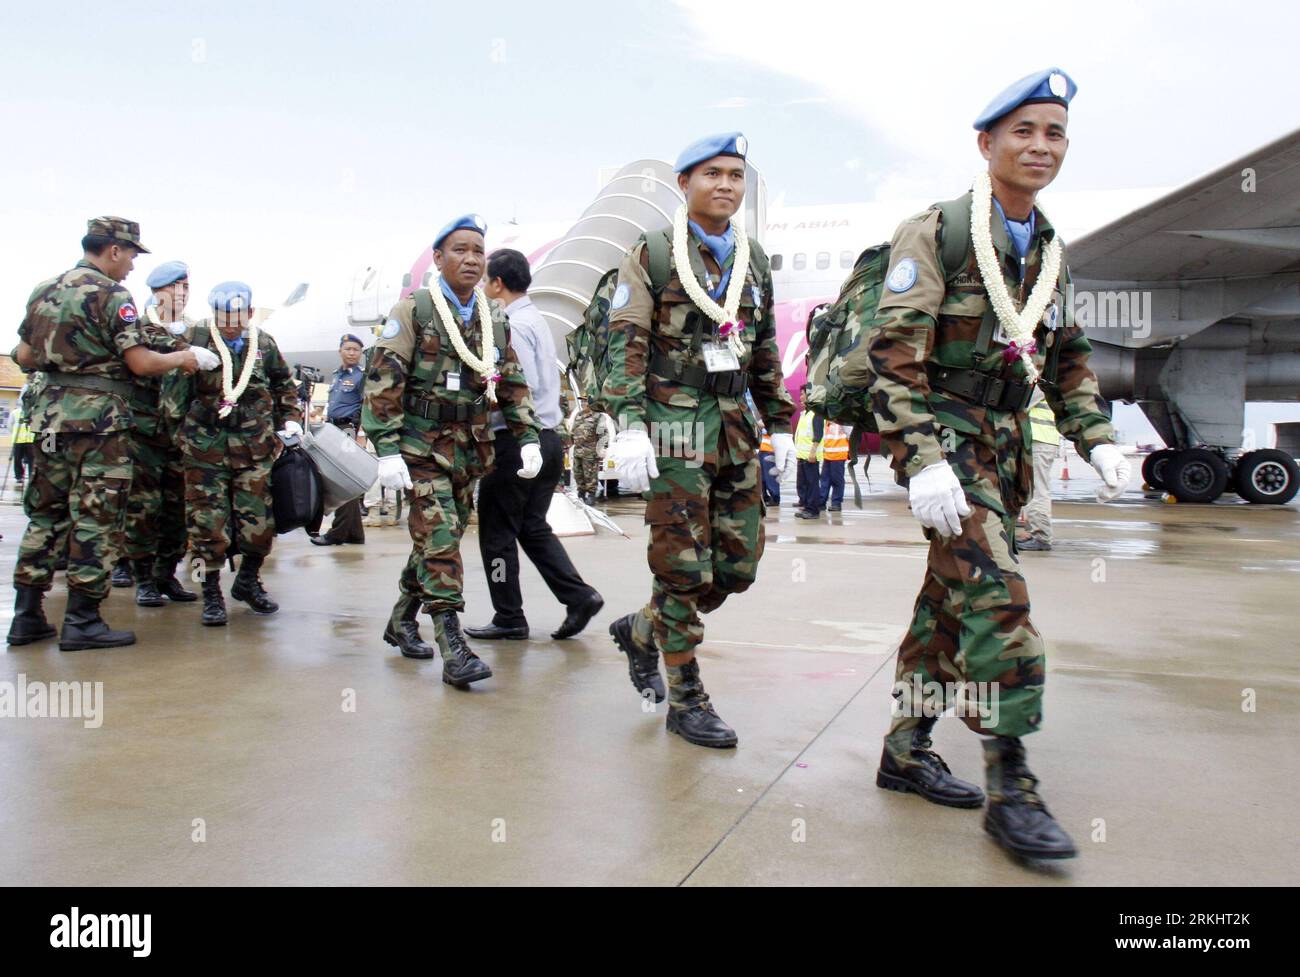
[267,127,1300,506]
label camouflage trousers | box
[574,449,599,494]
[124,434,187,564]
[889,434,1045,739]
[633,452,766,659]
[14,431,132,600]
[399,454,475,614]
[184,457,276,569]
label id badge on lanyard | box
[702,341,740,373]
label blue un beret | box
[973,68,1077,131]
[208,281,253,312]
[674,132,748,173]
[433,214,488,251]
[146,260,189,290]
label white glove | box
[191,346,220,370]
[1090,443,1131,502]
[278,420,303,438]
[771,432,795,479]
[609,429,659,494]
[908,461,971,538]
[378,454,413,491]
[517,442,542,479]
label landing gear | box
[1233,449,1300,505]
[1141,448,1178,492]
[1164,448,1230,504]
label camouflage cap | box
[86,216,151,254]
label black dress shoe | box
[463,622,529,640]
[310,534,343,546]
[551,591,604,640]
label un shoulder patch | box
[886,258,918,293]
[610,283,630,311]
[118,303,138,323]
[380,319,400,339]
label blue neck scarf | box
[439,278,477,323]
[689,220,736,301]
[992,198,1036,261]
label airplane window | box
[402,273,412,289]
[793,253,806,271]
[816,252,830,270]
[422,272,433,286]
[771,254,783,271]
[840,250,854,268]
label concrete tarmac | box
[1,457,1297,886]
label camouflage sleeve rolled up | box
[1044,264,1115,461]
[263,334,303,430]
[855,210,947,478]
[599,241,653,430]
[748,255,795,436]
[362,298,417,458]
[492,308,540,446]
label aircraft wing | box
[1068,127,1300,348]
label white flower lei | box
[970,170,1063,384]
[671,204,751,358]
[428,277,498,400]
[210,317,259,419]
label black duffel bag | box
[271,438,324,535]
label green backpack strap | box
[746,236,770,281]
[413,288,435,333]
[935,196,972,282]
[644,229,672,294]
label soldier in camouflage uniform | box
[604,134,796,748]
[8,217,201,651]
[122,261,198,607]
[572,400,602,504]
[362,214,542,688]
[842,70,1131,860]
[169,281,302,626]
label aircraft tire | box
[1141,449,1178,491]
[1233,449,1300,505]
[1165,448,1230,504]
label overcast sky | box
[3,0,1298,440]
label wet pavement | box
[1,455,1297,886]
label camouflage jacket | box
[573,407,602,454]
[361,290,539,478]
[17,259,146,433]
[129,312,189,445]
[168,322,302,467]
[848,193,1114,483]
[600,228,795,467]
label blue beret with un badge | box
[146,260,188,290]
[433,213,487,250]
[208,280,253,311]
[674,132,748,173]
[973,68,1077,131]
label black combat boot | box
[59,590,136,651]
[7,585,57,646]
[608,612,666,703]
[876,716,985,808]
[383,594,435,659]
[982,736,1077,860]
[230,554,278,614]
[155,559,197,602]
[436,611,492,688]
[664,658,737,748]
[201,571,227,627]
[134,559,166,607]
[110,557,134,588]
